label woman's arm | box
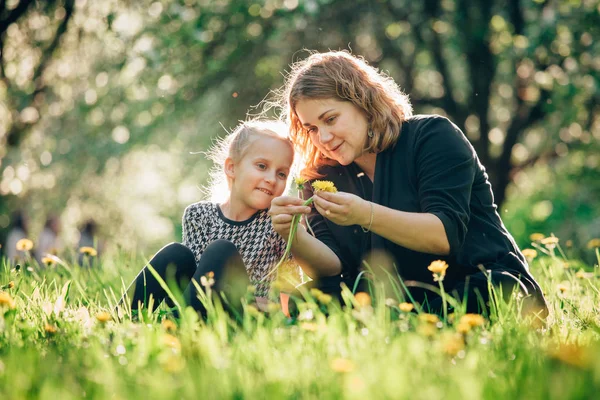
[313,192,450,255]
[269,196,342,278]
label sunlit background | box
[0,0,599,262]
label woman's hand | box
[268,196,312,240]
[313,191,371,227]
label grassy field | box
[1,239,599,400]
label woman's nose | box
[318,127,333,144]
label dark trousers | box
[425,269,548,318]
[121,240,249,317]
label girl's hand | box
[268,196,312,239]
[313,191,371,227]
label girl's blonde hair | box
[281,50,413,178]
[205,119,294,203]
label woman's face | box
[294,98,369,166]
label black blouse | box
[303,114,538,302]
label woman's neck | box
[354,152,377,182]
[220,199,258,222]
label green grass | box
[1,243,600,400]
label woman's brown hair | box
[281,51,412,178]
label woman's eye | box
[326,116,336,124]
[307,127,317,135]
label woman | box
[269,51,548,318]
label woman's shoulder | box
[403,114,459,132]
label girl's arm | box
[269,196,342,279]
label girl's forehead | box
[243,135,294,162]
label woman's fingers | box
[313,194,343,215]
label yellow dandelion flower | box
[7,281,14,289]
[549,343,592,369]
[163,334,181,351]
[575,270,594,279]
[427,260,449,281]
[529,233,545,242]
[294,177,308,189]
[311,180,338,193]
[521,249,537,259]
[96,311,111,323]
[0,292,16,309]
[41,255,56,267]
[354,292,372,307]
[45,323,58,334]
[557,283,568,293]
[16,238,33,252]
[456,322,472,334]
[79,246,98,257]
[330,358,355,373]
[417,323,438,337]
[587,238,600,249]
[161,319,177,332]
[442,334,465,356]
[399,302,414,312]
[459,313,485,328]
[541,236,559,245]
[418,313,440,324]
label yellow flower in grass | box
[163,334,181,351]
[418,313,440,324]
[45,323,58,334]
[161,319,177,332]
[96,311,111,323]
[330,358,355,373]
[0,292,16,309]
[575,269,594,279]
[311,180,338,193]
[587,238,600,249]
[399,302,414,313]
[354,292,372,307]
[294,177,308,189]
[427,260,449,281]
[521,249,537,260]
[442,333,465,356]
[41,255,57,267]
[79,246,97,257]
[549,343,592,369]
[16,238,33,252]
[557,283,569,293]
[459,313,485,328]
[541,236,559,248]
[7,281,14,289]
[457,322,472,334]
[529,233,545,242]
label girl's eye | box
[256,163,267,170]
[278,172,288,179]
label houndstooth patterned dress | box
[182,201,300,297]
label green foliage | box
[1,246,600,399]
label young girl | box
[120,119,299,316]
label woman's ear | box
[224,157,235,179]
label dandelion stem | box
[261,197,314,282]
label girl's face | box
[227,135,294,211]
[294,98,369,166]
